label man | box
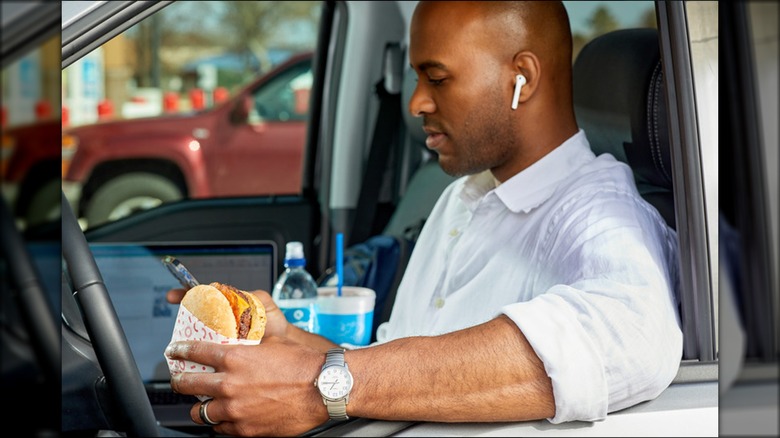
[165,2,682,436]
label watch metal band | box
[325,399,348,421]
[324,347,345,368]
[322,348,349,421]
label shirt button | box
[449,228,459,237]
[434,297,445,308]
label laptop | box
[88,240,277,427]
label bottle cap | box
[285,241,305,261]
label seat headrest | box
[573,28,673,203]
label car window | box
[563,0,657,61]
[61,1,322,230]
[250,59,312,123]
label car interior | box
[61,23,691,437]
[573,28,674,230]
[7,1,762,437]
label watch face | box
[318,366,353,400]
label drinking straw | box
[336,233,344,297]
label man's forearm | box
[345,314,555,422]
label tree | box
[220,1,320,75]
[639,8,657,29]
[130,1,221,88]
[125,1,321,93]
[588,6,619,38]
[572,33,588,63]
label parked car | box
[63,52,313,228]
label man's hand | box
[167,288,290,339]
[166,337,329,436]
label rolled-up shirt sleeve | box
[502,195,683,423]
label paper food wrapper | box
[164,304,260,401]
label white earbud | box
[511,74,526,110]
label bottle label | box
[279,301,318,333]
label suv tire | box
[85,173,183,227]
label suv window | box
[61,1,322,230]
[251,59,312,123]
[564,0,657,60]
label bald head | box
[481,2,572,73]
[409,1,579,180]
[412,1,573,89]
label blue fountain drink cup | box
[316,286,375,346]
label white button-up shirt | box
[375,130,682,423]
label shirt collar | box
[460,129,595,213]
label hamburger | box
[181,282,267,340]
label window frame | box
[62,2,174,69]
[655,1,717,366]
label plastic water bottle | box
[272,241,319,332]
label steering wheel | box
[61,191,162,437]
[0,199,60,434]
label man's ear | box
[511,51,541,105]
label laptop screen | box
[89,241,277,383]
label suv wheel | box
[85,173,183,227]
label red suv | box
[62,52,313,227]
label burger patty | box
[212,282,254,339]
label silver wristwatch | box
[315,348,354,421]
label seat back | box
[342,67,455,338]
[381,68,457,237]
[573,28,675,229]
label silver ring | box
[199,399,220,426]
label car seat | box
[573,28,676,229]
[355,68,455,335]
[381,68,457,238]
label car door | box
[206,54,312,197]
